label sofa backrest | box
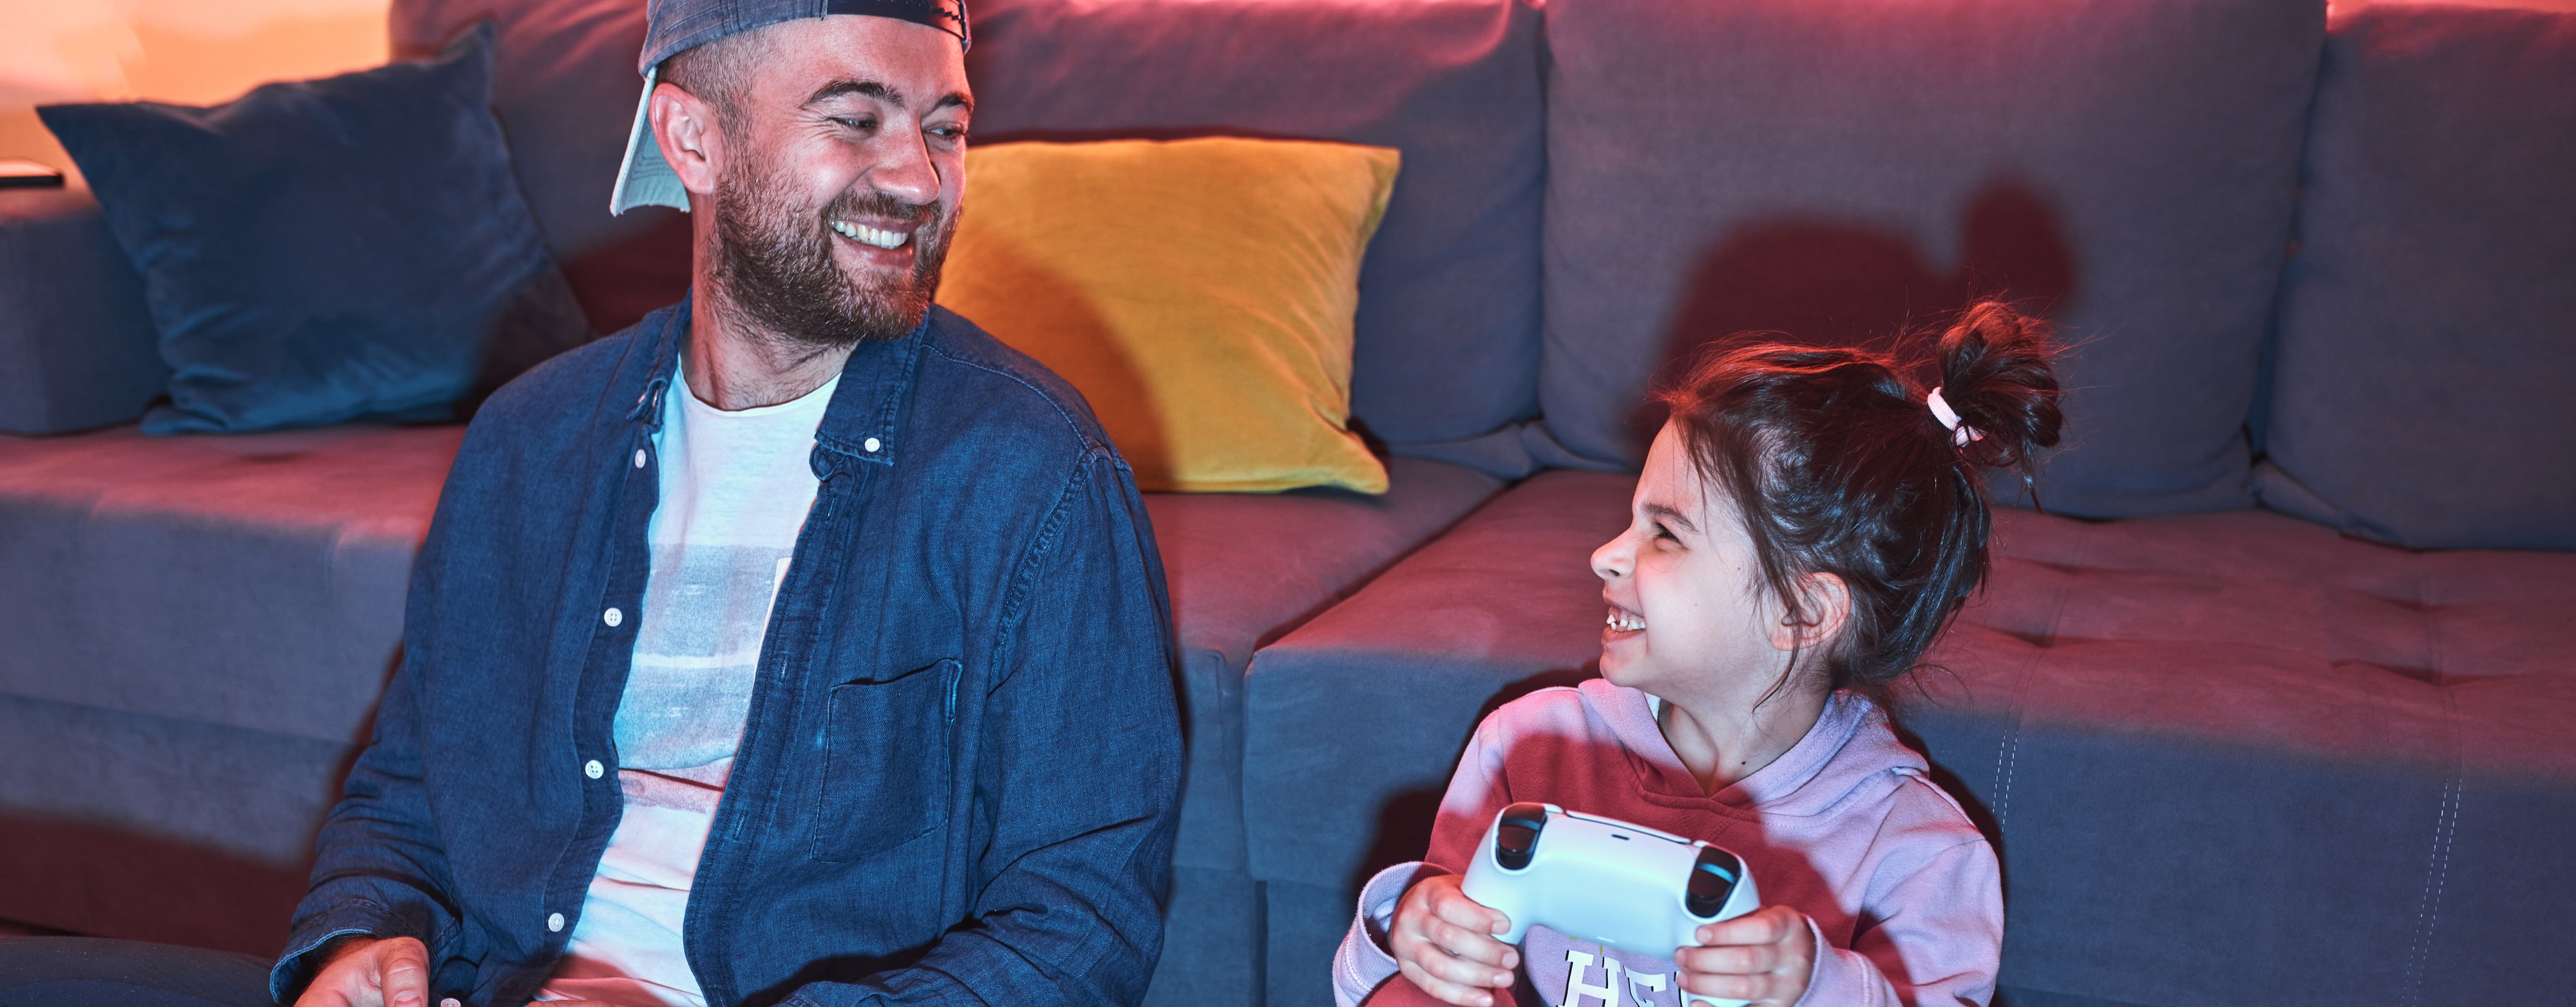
[2257,5,2576,551]
[0,189,169,435]
[1537,0,2325,519]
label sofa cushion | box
[39,26,592,434]
[0,424,460,744]
[1241,470,1627,896]
[966,0,1548,466]
[1147,456,1501,870]
[941,138,1401,494]
[1903,510,2576,1006]
[0,189,167,435]
[1537,0,2324,517]
[1242,473,2576,1004]
[0,693,342,955]
[2257,5,2576,550]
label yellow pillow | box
[936,137,1399,494]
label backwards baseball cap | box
[610,0,969,215]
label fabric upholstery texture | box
[1243,471,2576,1006]
[0,937,280,1007]
[1537,0,2323,517]
[0,695,345,957]
[966,0,1548,469]
[1146,456,1503,872]
[38,26,591,434]
[940,139,1400,494]
[0,425,455,744]
[1242,471,1628,897]
[1141,867,1264,1007]
[0,189,167,435]
[2257,5,2576,550]
[1264,878,1355,1007]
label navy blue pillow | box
[39,24,589,434]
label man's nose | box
[870,124,942,208]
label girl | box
[1331,303,2062,1007]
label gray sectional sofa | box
[3,1,2570,1006]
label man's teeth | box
[1606,608,1645,633]
[831,220,909,249]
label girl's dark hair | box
[1657,301,2063,695]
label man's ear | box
[649,82,724,197]
[1770,571,1852,653]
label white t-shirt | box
[537,365,837,1007]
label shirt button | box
[864,436,882,453]
[585,760,604,780]
[442,999,460,1007]
[547,912,565,933]
[633,448,647,468]
[603,607,623,628]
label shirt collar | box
[628,293,929,474]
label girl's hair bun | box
[1935,301,2064,474]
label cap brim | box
[610,64,691,216]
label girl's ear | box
[1770,571,1852,653]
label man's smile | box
[829,217,912,249]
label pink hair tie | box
[1926,387,1984,448]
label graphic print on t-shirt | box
[616,545,794,778]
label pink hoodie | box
[1330,680,2002,1007]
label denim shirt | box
[271,298,1182,1007]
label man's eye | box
[830,116,876,131]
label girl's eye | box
[1652,521,1677,542]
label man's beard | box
[710,157,952,350]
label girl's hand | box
[1674,906,1815,1006]
[1389,873,1520,1006]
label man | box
[279,1,1182,1004]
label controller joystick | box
[1459,803,1761,1007]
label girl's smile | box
[1591,421,1848,796]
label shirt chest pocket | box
[813,658,961,863]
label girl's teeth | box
[1605,608,1645,632]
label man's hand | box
[1389,874,1519,1007]
[294,936,430,1007]
[1674,906,1815,1007]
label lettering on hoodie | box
[1546,939,1681,1007]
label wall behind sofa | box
[0,0,391,189]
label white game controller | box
[1459,802,1762,1007]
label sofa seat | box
[0,423,1497,974]
[0,423,457,952]
[0,424,455,743]
[1240,471,2576,1007]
